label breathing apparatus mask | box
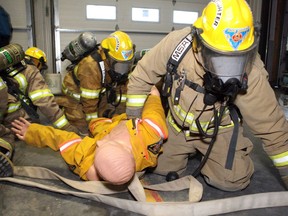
[194,26,260,106]
[107,54,134,84]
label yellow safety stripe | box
[126,94,147,107]
[53,114,69,129]
[9,71,27,93]
[80,87,101,99]
[62,83,80,101]
[172,104,210,133]
[116,94,127,103]
[60,138,82,153]
[173,105,195,126]
[7,102,21,113]
[168,107,235,136]
[29,89,53,102]
[86,112,98,121]
[0,77,6,90]
[270,151,288,167]
[168,113,182,133]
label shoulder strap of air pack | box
[167,33,193,74]
[162,28,204,102]
[162,33,192,97]
[90,46,106,86]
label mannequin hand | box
[11,117,31,140]
[150,85,160,97]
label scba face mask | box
[107,55,134,84]
[196,28,259,105]
[203,71,247,105]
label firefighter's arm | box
[77,57,102,120]
[25,66,63,122]
[126,30,179,119]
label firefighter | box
[1,45,79,132]
[125,0,288,191]
[0,76,14,177]
[56,31,135,136]
[0,7,14,177]
[11,86,168,184]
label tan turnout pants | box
[154,121,254,191]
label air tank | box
[61,32,97,62]
[0,43,25,71]
[134,48,150,63]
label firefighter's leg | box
[153,122,196,176]
[55,96,88,135]
[64,105,88,135]
[194,126,254,191]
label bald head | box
[95,143,135,185]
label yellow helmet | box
[194,0,255,52]
[193,0,260,83]
[25,47,48,70]
[25,47,47,62]
[101,31,134,61]
[101,31,135,77]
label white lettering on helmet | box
[211,0,223,29]
[113,35,120,51]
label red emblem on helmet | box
[232,32,243,42]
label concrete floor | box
[1,121,288,215]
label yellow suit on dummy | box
[21,91,168,182]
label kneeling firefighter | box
[0,75,13,177]
[126,0,288,191]
[0,44,80,177]
[57,31,135,136]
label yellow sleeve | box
[89,118,112,136]
[89,113,127,136]
[142,95,168,139]
[25,123,81,151]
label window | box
[132,8,159,22]
[86,5,116,20]
[173,10,198,24]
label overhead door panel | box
[55,0,209,73]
